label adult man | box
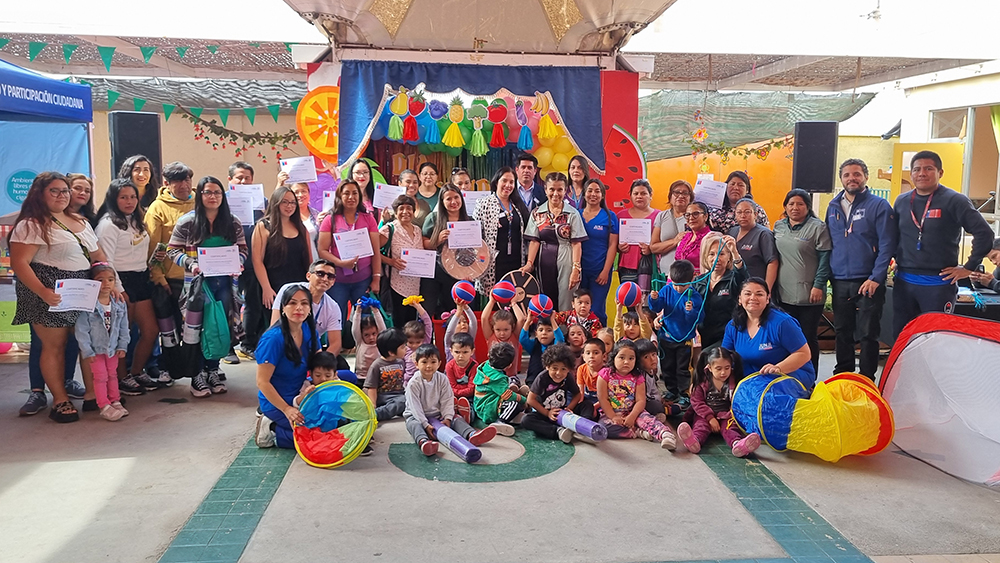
[515,153,547,212]
[825,159,897,380]
[270,259,343,356]
[970,238,1000,291]
[892,150,994,337]
[228,161,265,362]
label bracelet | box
[373,273,382,277]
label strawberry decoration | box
[403,90,425,142]
[487,99,509,148]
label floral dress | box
[524,202,588,312]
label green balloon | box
[431,142,446,153]
[445,145,463,157]
[460,125,472,145]
[437,119,450,136]
[418,143,434,155]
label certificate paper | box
[230,183,266,210]
[333,229,374,260]
[447,220,483,249]
[279,156,318,184]
[227,193,254,226]
[373,183,406,209]
[619,218,652,245]
[463,190,491,215]
[399,248,436,279]
[322,191,336,212]
[197,246,242,277]
[49,279,100,312]
[694,178,727,208]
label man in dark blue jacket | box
[515,153,547,212]
[826,158,897,379]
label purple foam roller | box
[429,418,482,463]
[557,411,608,442]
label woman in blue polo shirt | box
[722,277,815,388]
[578,179,619,325]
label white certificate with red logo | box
[619,218,652,245]
[197,246,242,277]
[446,220,483,249]
[399,248,436,279]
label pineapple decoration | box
[403,90,425,142]
[487,98,509,148]
[533,91,559,139]
[466,99,489,157]
[387,86,409,141]
[442,96,466,148]
[515,99,533,151]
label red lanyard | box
[909,189,934,250]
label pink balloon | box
[0,342,12,354]
[507,124,522,143]
[526,112,540,134]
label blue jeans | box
[579,269,611,326]
[29,326,79,391]
[327,278,371,322]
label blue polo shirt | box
[257,323,316,411]
[581,208,619,274]
[722,309,815,388]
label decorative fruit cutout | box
[295,86,340,161]
[467,102,489,157]
[389,86,409,116]
[408,90,426,117]
[443,96,465,148]
[402,89,424,142]
[488,99,509,149]
[530,91,550,115]
[515,99,533,151]
[600,124,647,210]
[448,96,465,124]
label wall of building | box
[900,72,1000,143]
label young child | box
[641,307,658,344]
[351,302,387,387]
[520,314,564,386]
[564,324,587,368]
[363,328,409,421]
[445,332,477,424]
[649,260,705,409]
[75,263,130,421]
[481,295,526,384]
[635,338,667,423]
[473,341,527,436]
[576,337,605,412]
[597,340,677,450]
[596,327,615,355]
[552,288,602,337]
[401,301,432,385]
[523,343,597,443]
[678,347,760,457]
[444,301,478,363]
[404,344,496,456]
[614,306,652,342]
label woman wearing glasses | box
[674,201,713,273]
[416,162,441,212]
[349,159,376,212]
[709,171,769,234]
[251,186,313,317]
[650,180,694,276]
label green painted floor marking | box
[387,430,575,482]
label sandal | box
[49,401,80,423]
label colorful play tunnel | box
[293,381,378,469]
[733,372,895,462]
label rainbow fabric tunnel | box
[293,381,378,469]
[732,372,894,462]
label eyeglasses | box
[312,270,336,279]
[672,191,692,198]
[202,191,224,197]
[279,200,298,207]
[48,188,71,197]
[683,211,705,218]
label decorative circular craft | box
[441,241,492,281]
[295,86,341,161]
[497,270,539,305]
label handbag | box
[201,283,230,360]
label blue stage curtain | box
[339,60,604,169]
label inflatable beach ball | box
[451,280,476,304]
[616,281,642,308]
[491,280,517,304]
[528,294,554,318]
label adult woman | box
[167,176,247,397]
[349,159,376,212]
[675,201,713,273]
[95,179,159,393]
[67,173,97,226]
[722,278,815,388]
[474,167,528,295]
[379,195,425,326]
[291,182,320,261]
[255,284,319,449]
[520,173,588,312]
[252,186,313,312]
[651,180,693,275]
[616,179,659,293]
[773,189,832,372]
[566,155,590,210]
[382,169,431,227]
[728,198,779,290]
[694,232,747,350]
[119,154,159,208]
[709,171,770,234]
[416,162,440,211]
[317,180,381,319]
[9,172,116,422]
[422,184,472,317]
[578,178,618,325]
[451,167,473,191]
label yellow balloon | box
[540,167,558,179]
[538,135,556,147]
[534,146,554,168]
[551,153,569,172]
[553,136,574,155]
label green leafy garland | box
[180,109,300,163]
[684,110,793,163]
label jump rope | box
[648,243,725,343]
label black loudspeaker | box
[791,121,838,193]
[108,111,162,183]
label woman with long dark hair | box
[167,176,247,397]
[252,186,313,309]
[566,155,590,210]
[474,166,528,295]
[66,173,97,226]
[118,155,160,208]
[578,178,618,325]
[349,159,376,212]
[422,183,473,317]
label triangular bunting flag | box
[206,45,218,54]
[0,39,9,51]
[28,42,47,61]
[290,99,301,113]
[283,42,293,52]
[97,46,116,71]
[140,46,157,63]
[133,97,146,112]
[248,42,261,48]
[176,46,189,58]
[217,109,230,126]
[267,104,280,122]
[80,79,93,86]
[189,107,203,119]
[243,107,256,126]
[62,44,78,64]
[107,90,120,109]
[163,104,176,121]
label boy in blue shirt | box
[519,314,565,387]
[649,260,704,408]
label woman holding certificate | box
[709,171,769,234]
[251,186,313,311]
[167,177,248,397]
[474,167,528,296]
[675,201,713,273]
[10,172,117,422]
[422,184,473,318]
[616,179,660,294]
[520,173,588,312]
[379,195,425,325]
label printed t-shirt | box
[363,356,406,395]
[529,369,580,410]
[598,367,641,416]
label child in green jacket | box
[473,342,526,437]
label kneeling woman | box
[256,285,319,448]
[722,278,815,389]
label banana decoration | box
[387,86,409,141]
[530,91,550,115]
[515,99,533,151]
[534,91,558,140]
[442,96,465,148]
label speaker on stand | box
[791,121,839,193]
[108,111,163,202]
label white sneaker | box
[111,401,128,417]
[190,372,212,398]
[635,428,653,441]
[573,432,598,445]
[100,405,123,421]
[557,427,574,444]
[490,421,515,436]
[255,412,275,448]
[661,432,677,451]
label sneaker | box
[469,425,497,446]
[655,413,667,424]
[133,372,162,392]
[507,376,521,392]
[190,372,212,398]
[665,402,682,417]
[420,439,439,456]
[664,391,680,403]
[48,401,79,423]
[573,432,598,445]
[733,432,761,458]
[661,432,677,451]
[456,397,472,425]
[153,369,174,387]
[518,384,530,396]
[99,404,123,421]
[119,375,146,396]
[677,422,700,453]
[19,391,47,416]
[490,421,515,436]
[254,412,275,448]
[206,369,227,394]
[359,444,374,456]
[82,398,98,412]
[112,401,128,417]
[635,428,653,441]
[235,344,255,361]
[677,395,691,410]
[557,427,574,444]
[64,379,87,400]
[221,352,240,365]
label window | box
[930,108,968,140]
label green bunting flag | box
[283,42,293,52]
[28,42,47,61]
[176,46,189,58]
[267,104,280,122]
[189,107,203,119]
[248,42,260,48]
[107,90,120,109]
[0,39,9,51]
[140,46,157,63]
[163,103,176,121]
[206,45,218,54]
[217,109,230,126]
[133,97,146,112]
[243,107,256,126]
[290,99,301,113]
[62,44,78,64]
[97,46,116,71]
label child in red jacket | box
[445,332,477,423]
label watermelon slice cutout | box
[600,124,647,210]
